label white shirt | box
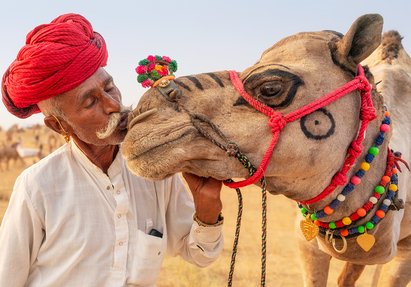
[0,141,223,287]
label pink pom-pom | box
[147,63,155,72]
[162,56,171,62]
[350,176,361,185]
[141,79,153,88]
[135,65,147,74]
[380,124,390,132]
[147,55,155,62]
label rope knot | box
[348,142,363,158]
[226,142,239,157]
[358,76,371,93]
[360,106,376,121]
[268,112,287,133]
[332,172,347,186]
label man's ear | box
[44,115,70,135]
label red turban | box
[2,13,108,118]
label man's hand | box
[182,172,223,225]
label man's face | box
[58,68,129,146]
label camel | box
[122,14,411,286]
[0,142,25,170]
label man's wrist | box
[193,213,224,227]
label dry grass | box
[0,126,379,286]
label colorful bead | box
[310,213,317,221]
[375,185,385,194]
[300,207,307,215]
[389,184,398,192]
[357,208,366,217]
[329,222,336,229]
[380,124,390,132]
[384,111,390,117]
[340,230,349,237]
[357,225,365,233]
[350,176,361,185]
[368,146,379,156]
[365,222,374,230]
[360,162,370,171]
[383,199,392,206]
[324,206,334,215]
[381,175,391,185]
[342,217,352,225]
[337,194,346,202]
[376,210,385,218]
[369,196,378,204]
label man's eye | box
[105,86,115,93]
[84,97,97,108]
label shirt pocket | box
[127,229,166,285]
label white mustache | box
[96,106,132,139]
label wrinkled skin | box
[122,14,411,287]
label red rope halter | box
[224,65,376,204]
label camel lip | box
[118,113,129,131]
[125,128,196,160]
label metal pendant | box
[356,232,375,252]
[325,230,348,254]
[300,216,319,241]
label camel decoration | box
[122,14,411,286]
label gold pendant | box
[356,232,375,252]
[300,216,319,241]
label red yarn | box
[2,13,108,118]
[225,66,376,204]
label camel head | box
[122,14,387,201]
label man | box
[0,13,224,286]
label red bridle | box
[224,64,376,205]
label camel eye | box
[243,69,303,109]
[260,82,283,98]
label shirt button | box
[119,241,123,246]
[117,214,122,219]
[106,185,111,190]
[116,190,121,194]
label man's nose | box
[102,92,121,113]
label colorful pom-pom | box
[135,55,178,88]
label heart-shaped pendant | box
[356,233,375,252]
[300,217,319,241]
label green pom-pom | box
[139,59,150,66]
[150,70,161,80]
[137,74,149,83]
[155,55,162,61]
[169,60,178,73]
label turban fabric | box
[2,13,108,118]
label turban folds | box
[2,13,108,118]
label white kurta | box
[0,141,223,287]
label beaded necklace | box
[299,111,394,252]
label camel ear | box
[334,14,383,70]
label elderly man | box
[0,13,223,286]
